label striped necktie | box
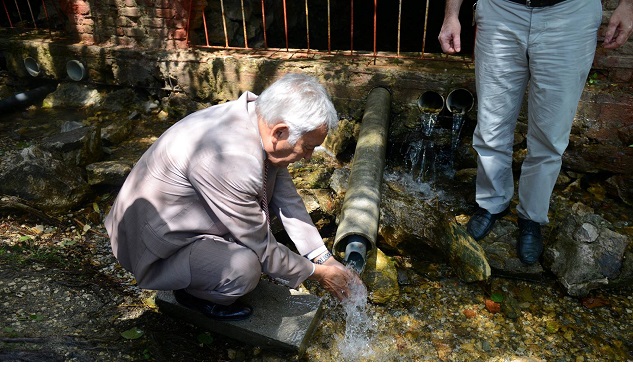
[261,159,270,225]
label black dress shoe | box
[466,207,509,241]
[173,289,252,321]
[517,218,543,265]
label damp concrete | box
[155,279,324,356]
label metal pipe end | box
[417,91,445,114]
[446,88,474,114]
[344,235,369,274]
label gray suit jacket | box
[104,92,324,290]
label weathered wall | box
[56,0,191,49]
[49,0,633,82]
[0,0,632,180]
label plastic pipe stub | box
[24,57,41,77]
[66,60,87,81]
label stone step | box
[155,279,324,356]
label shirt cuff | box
[305,245,328,260]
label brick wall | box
[595,0,633,82]
[57,0,192,49]
[53,0,633,81]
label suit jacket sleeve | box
[269,167,327,257]
[188,151,313,288]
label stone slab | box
[155,279,324,355]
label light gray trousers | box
[185,237,262,305]
[473,0,602,223]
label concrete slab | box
[155,279,324,355]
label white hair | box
[255,73,338,144]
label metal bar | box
[327,0,331,53]
[41,0,51,36]
[13,0,22,23]
[240,0,248,48]
[185,0,193,46]
[397,0,402,56]
[282,0,288,51]
[220,0,229,47]
[26,0,36,29]
[373,0,377,63]
[202,6,210,46]
[350,0,353,55]
[261,0,268,48]
[422,0,430,58]
[2,0,13,28]
[305,0,310,52]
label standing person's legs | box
[467,0,530,240]
[473,0,530,214]
[518,0,602,224]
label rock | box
[85,160,133,187]
[362,248,399,304]
[545,198,630,297]
[41,125,103,167]
[0,146,89,213]
[42,83,104,109]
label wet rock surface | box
[1,79,632,362]
[1,218,632,362]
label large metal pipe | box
[0,84,57,114]
[333,86,391,274]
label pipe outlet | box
[417,91,444,114]
[24,57,41,77]
[446,88,474,114]
[67,60,87,81]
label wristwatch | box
[313,251,332,265]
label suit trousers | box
[184,237,262,305]
[472,0,602,223]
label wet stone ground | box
[0,92,632,362]
[1,213,632,362]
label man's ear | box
[271,123,289,142]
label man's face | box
[267,125,328,168]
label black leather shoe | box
[517,218,543,265]
[466,207,509,241]
[173,289,252,321]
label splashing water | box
[337,271,374,361]
[451,113,465,151]
[420,112,437,137]
[405,139,435,183]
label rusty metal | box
[282,0,288,51]
[202,7,210,46]
[261,0,267,48]
[327,0,331,53]
[305,0,310,52]
[2,0,13,28]
[220,0,229,47]
[350,0,354,55]
[372,0,377,62]
[40,0,51,35]
[25,0,36,29]
[397,0,402,56]
[422,0,430,58]
[185,0,193,46]
[13,0,22,23]
[240,0,248,48]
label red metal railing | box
[185,0,475,62]
[1,0,60,35]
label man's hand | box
[438,17,463,54]
[438,0,465,54]
[310,256,364,301]
[603,0,633,49]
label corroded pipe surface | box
[334,86,391,274]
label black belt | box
[507,0,567,7]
